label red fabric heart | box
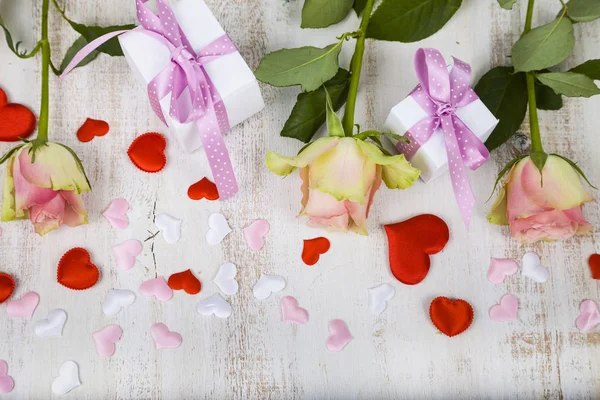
[0,87,36,142]
[188,177,219,201]
[0,272,15,304]
[127,132,167,173]
[77,118,109,142]
[384,214,449,285]
[430,296,474,337]
[57,248,100,290]
[302,237,331,266]
[168,269,201,295]
[589,254,600,280]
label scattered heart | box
[102,198,130,230]
[168,269,201,295]
[301,237,330,266]
[57,248,100,290]
[51,361,80,395]
[7,291,39,318]
[368,283,395,315]
[93,325,123,358]
[589,254,600,280]
[326,319,353,352]
[76,118,109,142]
[197,294,232,318]
[0,272,15,304]
[0,360,14,394]
[243,219,270,251]
[488,258,518,285]
[139,277,173,302]
[281,296,309,325]
[576,299,600,333]
[113,240,142,271]
[188,177,219,201]
[151,323,183,350]
[253,274,286,300]
[0,88,36,142]
[102,289,136,316]
[521,252,549,283]
[127,132,167,173]
[213,262,238,296]
[35,309,67,337]
[489,294,519,322]
[155,213,182,244]
[429,297,473,337]
[206,213,231,245]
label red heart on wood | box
[188,177,219,201]
[0,87,36,142]
[77,118,109,142]
[127,132,167,173]
[168,269,201,295]
[589,254,600,280]
[57,248,100,290]
[302,237,331,266]
[430,296,474,337]
[384,214,449,285]
[0,272,15,304]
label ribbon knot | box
[435,102,456,118]
[170,45,194,65]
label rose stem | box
[37,0,51,142]
[523,0,544,154]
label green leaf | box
[488,155,526,201]
[474,67,528,151]
[567,0,600,22]
[0,145,24,165]
[281,69,351,143]
[57,36,100,74]
[570,59,600,80]
[551,153,597,189]
[301,0,354,28]
[254,41,344,92]
[366,0,463,43]
[497,0,518,10]
[511,15,575,72]
[0,14,41,58]
[325,88,345,137]
[530,151,548,184]
[536,71,600,97]
[535,79,563,110]
[353,0,368,15]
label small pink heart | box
[7,291,39,318]
[150,323,183,350]
[0,360,14,393]
[243,219,270,251]
[102,198,130,230]
[93,325,123,358]
[281,296,309,325]
[488,258,518,285]
[326,319,353,352]
[140,277,173,302]
[113,240,142,271]
[489,294,519,322]
[576,299,600,333]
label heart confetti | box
[488,258,518,285]
[93,325,123,358]
[589,254,600,280]
[326,319,353,352]
[206,213,232,245]
[281,296,309,325]
[521,252,549,283]
[76,118,109,142]
[213,262,238,296]
[127,132,167,173]
[139,277,173,302]
[576,299,600,333]
[368,283,395,315]
[489,294,519,322]
[102,289,136,316]
[155,213,182,244]
[384,214,450,285]
[0,88,36,142]
[150,323,183,350]
[0,273,15,304]
[168,269,201,295]
[7,291,39,318]
[113,240,142,271]
[35,309,67,337]
[57,248,100,290]
[243,219,270,251]
[429,297,473,337]
[102,198,130,230]
[51,361,80,395]
[253,274,286,300]
[188,177,219,201]
[197,294,232,318]
[301,237,330,266]
[0,360,14,394]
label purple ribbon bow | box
[61,0,239,200]
[398,48,490,228]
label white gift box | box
[119,0,264,153]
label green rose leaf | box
[536,72,600,97]
[302,0,354,28]
[497,0,518,10]
[512,15,575,72]
[57,36,100,74]
[567,0,600,22]
[325,88,345,138]
[570,59,600,80]
[474,66,528,152]
[353,0,368,16]
[281,69,351,143]
[535,78,563,110]
[366,0,463,43]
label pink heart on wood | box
[487,258,518,285]
[576,299,600,333]
[0,360,14,393]
[326,319,353,352]
[93,325,123,358]
[489,294,519,322]
[7,291,39,318]
[102,198,130,230]
[140,277,173,302]
[150,323,183,350]
[281,296,309,325]
[243,219,270,251]
[113,240,142,271]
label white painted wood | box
[1,0,599,398]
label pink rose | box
[488,155,594,243]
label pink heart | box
[326,319,353,352]
[150,323,183,350]
[0,360,14,393]
[113,240,142,271]
[281,296,309,325]
[140,277,173,302]
[7,291,39,318]
[93,325,123,358]
[243,219,270,251]
[102,198,130,230]
[488,258,518,285]
[576,299,600,333]
[489,294,519,322]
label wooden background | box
[1,0,599,398]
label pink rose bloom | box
[2,142,91,236]
[488,155,594,244]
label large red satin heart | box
[168,269,201,295]
[57,248,100,290]
[589,254,600,280]
[302,237,331,266]
[77,118,109,142]
[384,214,449,285]
[0,272,15,303]
[127,132,167,173]
[188,177,219,201]
[430,296,474,337]
[0,88,36,142]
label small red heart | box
[57,248,100,290]
[0,87,36,141]
[77,118,109,142]
[188,177,219,201]
[430,296,474,337]
[168,269,201,295]
[384,214,449,285]
[127,132,167,173]
[302,237,331,266]
[0,272,15,304]
[589,254,600,280]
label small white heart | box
[252,274,286,300]
[102,289,136,316]
[51,360,81,395]
[155,213,182,244]
[521,252,549,283]
[35,309,67,337]
[197,294,232,318]
[368,283,395,315]
[206,213,232,245]
[213,262,238,296]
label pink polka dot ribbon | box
[397,48,490,228]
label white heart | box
[155,213,182,244]
[51,361,81,395]
[521,252,549,283]
[252,274,286,300]
[35,309,67,337]
[368,283,395,315]
[102,289,136,316]
[213,262,238,296]
[206,213,232,245]
[197,294,232,318]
